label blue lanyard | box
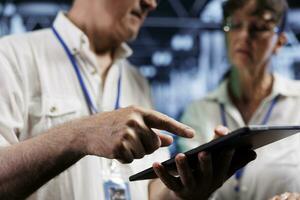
[220,95,280,127]
[52,27,122,113]
[219,95,280,193]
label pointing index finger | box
[142,109,195,138]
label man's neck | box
[67,7,115,84]
[96,52,114,84]
[67,2,118,56]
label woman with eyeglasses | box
[178,0,300,199]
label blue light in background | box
[171,34,194,51]
[152,51,173,67]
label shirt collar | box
[205,73,300,104]
[204,80,230,104]
[52,12,133,60]
[270,73,300,97]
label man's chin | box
[125,28,139,42]
[115,28,139,44]
[127,33,138,42]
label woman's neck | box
[228,68,274,123]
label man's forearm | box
[0,123,85,200]
[0,106,196,200]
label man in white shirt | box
[0,0,255,199]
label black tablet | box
[129,125,300,181]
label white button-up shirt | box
[179,74,300,200]
[0,13,169,200]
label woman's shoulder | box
[273,74,300,97]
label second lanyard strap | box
[220,95,280,127]
[219,95,280,193]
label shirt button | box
[81,37,86,44]
[50,106,57,113]
[91,69,97,75]
[73,48,78,54]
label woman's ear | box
[273,33,287,54]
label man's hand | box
[0,106,194,199]
[151,126,256,200]
[70,106,195,163]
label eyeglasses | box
[223,17,280,38]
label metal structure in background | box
[1,0,300,119]
[130,0,300,118]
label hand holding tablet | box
[130,125,300,181]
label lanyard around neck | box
[220,95,280,127]
[219,95,280,193]
[52,26,122,114]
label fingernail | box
[198,151,207,160]
[176,153,186,163]
[216,125,229,135]
[153,162,161,170]
[185,127,195,138]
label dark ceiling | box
[9,0,300,8]
[288,0,300,8]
